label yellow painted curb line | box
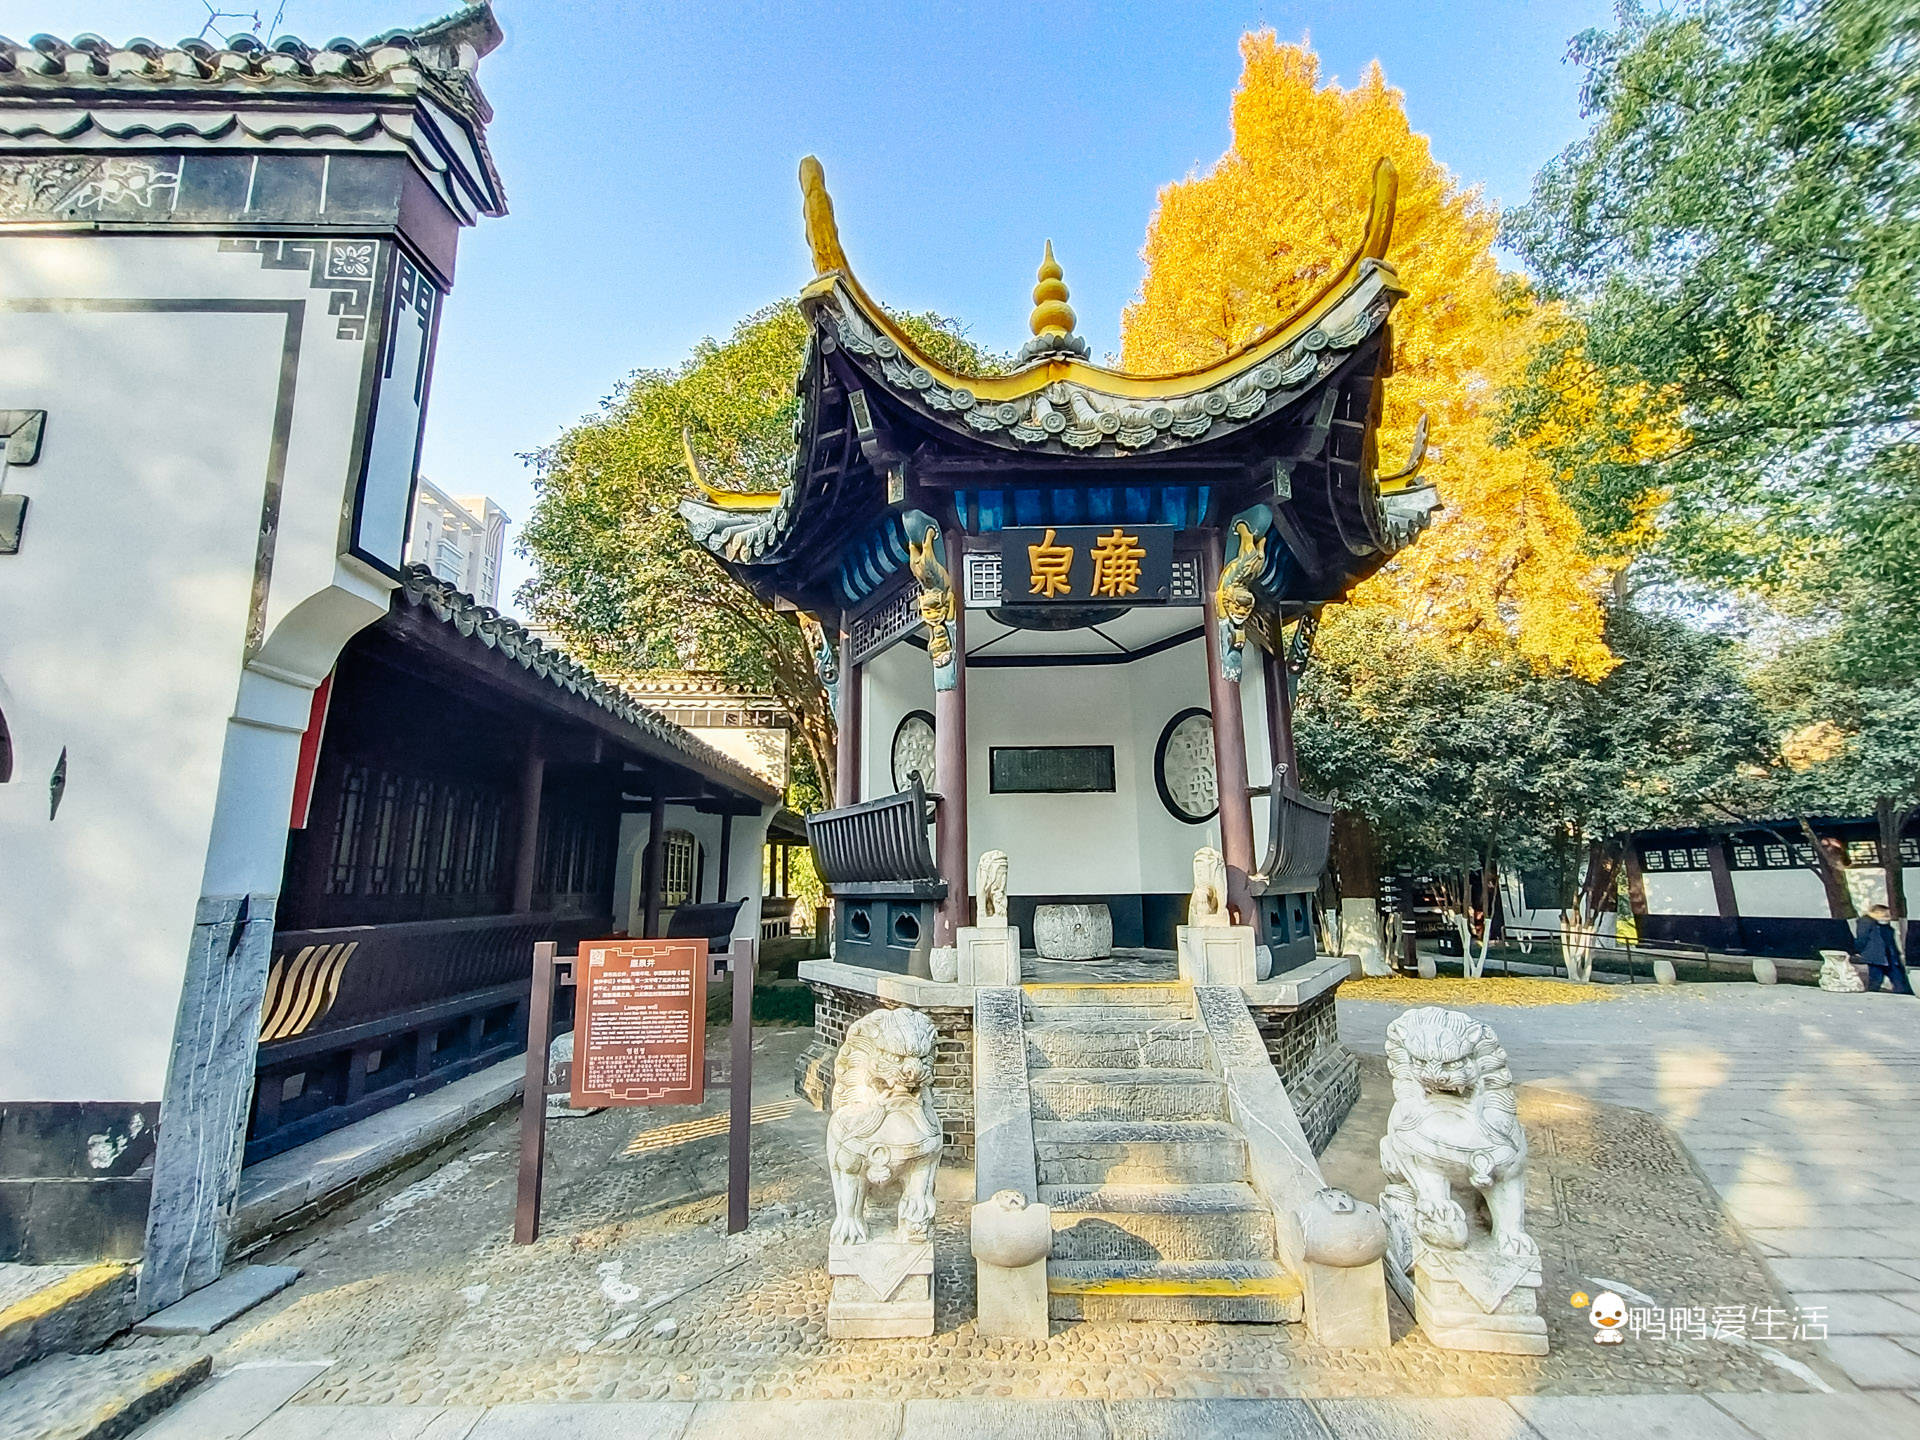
[1048,1275,1304,1298]
[0,1262,129,1334]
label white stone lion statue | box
[1379,1007,1535,1260]
[1188,846,1230,927]
[827,1008,943,1246]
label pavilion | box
[681,159,1435,1189]
[683,156,1434,973]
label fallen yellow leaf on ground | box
[1341,975,1614,1006]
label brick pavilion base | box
[793,954,1357,1160]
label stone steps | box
[0,1348,209,1440]
[1033,1120,1248,1187]
[1042,1181,1277,1263]
[1045,1259,1304,1323]
[1022,984,1195,1025]
[1028,1068,1225,1123]
[1025,1020,1210,1071]
[0,1263,136,1382]
[1017,982,1299,1324]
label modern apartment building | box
[407,477,508,607]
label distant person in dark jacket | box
[1856,905,1913,995]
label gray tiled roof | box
[396,566,780,803]
[0,4,506,206]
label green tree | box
[1505,0,1920,594]
[1505,0,1920,941]
[518,301,993,808]
[1296,608,1768,975]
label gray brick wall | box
[1248,988,1359,1155]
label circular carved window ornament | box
[891,710,937,795]
[1155,708,1217,824]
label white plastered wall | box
[1642,871,1719,917]
[0,233,400,1101]
[860,631,1259,899]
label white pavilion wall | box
[0,233,387,1104]
[858,631,1269,903]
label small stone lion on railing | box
[827,1008,943,1246]
[1379,1007,1535,1260]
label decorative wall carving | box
[849,578,921,667]
[218,237,380,340]
[1215,508,1268,682]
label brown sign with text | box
[570,939,707,1107]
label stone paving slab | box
[1103,1398,1328,1439]
[899,1398,1108,1438]
[1315,1395,1539,1439]
[1768,1259,1920,1293]
[137,1266,302,1337]
[462,1401,692,1439]
[681,1398,900,1439]
[1509,1392,1758,1439]
[1824,1335,1920,1390]
[135,1361,329,1439]
[234,1404,485,1439]
[1708,1389,1920,1438]
[1786,1291,1920,1336]
[199,1391,1920,1439]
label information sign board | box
[569,939,707,1107]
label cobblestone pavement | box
[1342,983,1920,1395]
[87,1017,1850,1425]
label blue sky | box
[5,1,1614,607]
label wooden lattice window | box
[662,829,699,908]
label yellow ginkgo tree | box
[1122,33,1616,681]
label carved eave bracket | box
[902,509,958,692]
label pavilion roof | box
[681,156,1440,616]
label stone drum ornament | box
[1818,948,1865,993]
[1377,1007,1547,1355]
[826,1007,943,1337]
[1032,902,1112,961]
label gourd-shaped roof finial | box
[1030,241,1075,338]
[1019,240,1090,362]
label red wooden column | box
[835,616,861,809]
[934,599,970,946]
[1202,531,1258,924]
